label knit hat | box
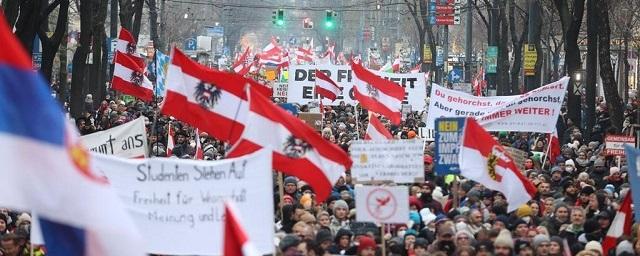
[610,167,621,175]
[494,229,514,249]
[333,200,349,211]
[584,241,603,254]
[357,236,377,253]
[516,205,533,218]
[550,236,564,250]
[15,213,31,227]
[581,186,595,195]
[565,159,576,167]
[414,238,429,249]
[514,240,532,254]
[616,240,634,256]
[408,130,417,138]
[279,234,301,252]
[532,234,550,248]
[284,176,298,185]
[315,229,333,244]
[594,158,606,167]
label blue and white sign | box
[447,66,463,83]
[434,117,465,176]
[624,145,640,222]
[184,38,197,51]
[436,46,444,67]
[205,26,224,37]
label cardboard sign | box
[355,186,409,224]
[604,135,636,156]
[273,82,288,98]
[426,77,569,133]
[287,65,427,109]
[81,117,148,158]
[350,140,424,183]
[434,118,465,176]
[93,150,274,255]
[298,112,323,131]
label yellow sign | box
[423,44,432,64]
[524,44,537,76]
[265,69,277,81]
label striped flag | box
[112,52,154,102]
[365,114,393,140]
[314,69,341,101]
[351,61,405,125]
[224,201,260,256]
[602,193,633,254]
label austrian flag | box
[365,114,393,141]
[115,28,145,67]
[314,69,341,101]
[227,87,353,202]
[351,61,405,125]
[162,48,271,144]
[458,118,537,212]
[112,52,154,102]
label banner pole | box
[541,133,552,168]
[355,104,361,140]
[380,224,386,256]
[278,172,285,222]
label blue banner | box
[624,145,640,222]
[434,117,465,176]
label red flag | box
[115,28,145,67]
[295,47,314,63]
[392,58,401,73]
[232,47,250,73]
[261,37,282,56]
[548,130,561,164]
[227,87,353,202]
[194,129,203,160]
[351,61,405,125]
[224,201,260,256]
[314,69,341,101]
[166,123,174,156]
[162,48,271,144]
[365,114,393,141]
[602,193,633,254]
[112,52,154,102]
[459,118,537,212]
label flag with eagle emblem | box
[162,48,271,144]
[458,118,537,212]
[112,52,154,102]
[115,27,146,68]
[351,61,404,125]
[226,86,353,203]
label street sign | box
[423,44,432,64]
[486,46,498,74]
[436,5,455,14]
[436,46,444,67]
[184,38,197,51]
[32,52,42,70]
[524,44,537,76]
[355,186,409,224]
[435,16,456,25]
[448,66,463,83]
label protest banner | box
[350,140,424,183]
[93,150,274,255]
[604,135,636,156]
[273,82,288,99]
[504,146,527,171]
[355,186,409,224]
[81,116,148,158]
[434,117,465,176]
[287,65,427,109]
[623,145,640,222]
[426,77,569,133]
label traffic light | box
[324,10,336,29]
[272,9,284,26]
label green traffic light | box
[325,21,334,29]
[276,19,285,26]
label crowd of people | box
[2,79,640,256]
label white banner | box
[350,140,424,183]
[81,117,148,158]
[288,65,427,109]
[93,150,274,256]
[426,77,569,132]
[355,186,409,224]
[273,82,288,98]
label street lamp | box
[573,69,586,95]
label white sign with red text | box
[604,135,636,156]
[426,77,569,133]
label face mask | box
[397,230,406,237]
[566,167,574,172]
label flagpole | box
[355,104,361,140]
[380,224,386,256]
[541,133,552,168]
[151,48,159,157]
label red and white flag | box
[162,48,272,144]
[602,193,633,254]
[194,129,203,160]
[167,124,174,156]
[232,47,250,73]
[365,114,393,141]
[472,66,487,96]
[112,52,154,102]
[295,47,314,63]
[351,61,405,125]
[392,58,402,73]
[547,130,561,164]
[115,28,145,67]
[224,201,260,256]
[314,69,341,101]
[227,87,353,202]
[458,118,537,212]
[262,37,282,56]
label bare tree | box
[38,0,70,83]
[403,0,436,72]
[118,0,144,40]
[508,0,528,94]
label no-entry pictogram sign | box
[355,186,409,224]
